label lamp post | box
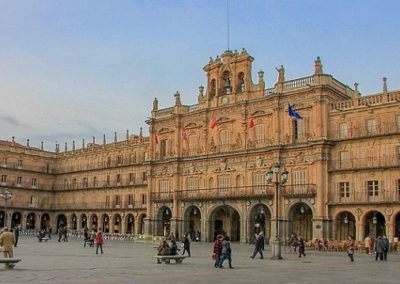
[0,189,13,227]
[266,164,288,260]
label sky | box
[0,0,399,150]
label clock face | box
[221,97,228,105]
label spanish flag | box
[248,118,255,130]
[210,113,218,130]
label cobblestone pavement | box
[1,236,399,284]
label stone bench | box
[0,258,22,269]
[155,255,187,264]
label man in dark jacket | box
[250,232,264,259]
[382,235,389,261]
[182,234,191,257]
[13,224,20,247]
[375,236,384,261]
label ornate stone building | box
[1,49,400,243]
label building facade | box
[1,49,400,243]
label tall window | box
[218,175,231,195]
[105,196,110,208]
[93,176,97,187]
[106,175,110,186]
[366,119,376,135]
[128,194,134,206]
[17,160,23,168]
[117,174,121,184]
[339,123,348,139]
[219,129,230,151]
[340,151,350,168]
[339,182,350,197]
[17,176,22,185]
[129,173,135,184]
[2,157,7,166]
[72,178,76,189]
[397,179,400,199]
[31,177,37,187]
[397,115,400,131]
[293,119,304,140]
[83,177,88,188]
[107,157,112,167]
[142,172,147,183]
[397,146,400,165]
[1,175,6,183]
[117,155,123,165]
[367,180,379,196]
[188,135,199,155]
[115,195,121,206]
[255,124,267,146]
[159,179,170,194]
[187,177,199,191]
[141,194,147,205]
[130,154,136,164]
[253,173,266,191]
[293,170,306,191]
[30,196,38,205]
[160,139,168,159]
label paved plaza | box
[1,236,400,284]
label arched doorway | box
[90,214,98,231]
[155,207,171,237]
[395,212,400,238]
[289,203,313,241]
[11,212,22,228]
[364,211,385,238]
[209,205,241,242]
[336,211,356,240]
[184,206,201,241]
[101,214,110,233]
[71,214,78,230]
[113,214,121,233]
[249,204,271,243]
[41,213,50,230]
[57,214,67,229]
[0,210,4,227]
[26,212,36,229]
[139,214,146,235]
[81,214,87,229]
[126,214,135,234]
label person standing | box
[382,236,389,261]
[346,235,355,262]
[288,232,298,253]
[375,236,384,261]
[95,230,104,254]
[212,235,223,268]
[364,235,372,254]
[218,236,234,269]
[58,225,63,242]
[14,224,20,247]
[182,234,191,257]
[250,232,264,259]
[0,227,15,258]
[298,237,306,258]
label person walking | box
[346,235,355,262]
[212,234,223,268]
[13,224,20,247]
[218,236,234,269]
[58,225,64,242]
[0,227,15,259]
[63,226,68,242]
[288,232,298,253]
[375,236,384,261]
[250,232,264,259]
[298,237,306,258]
[182,234,191,257]
[382,235,389,261]
[95,230,104,254]
[364,235,372,254]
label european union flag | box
[288,104,302,120]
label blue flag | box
[288,104,302,120]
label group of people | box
[287,232,306,257]
[157,234,191,257]
[212,234,234,269]
[363,235,389,261]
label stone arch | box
[208,204,241,242]
[70,213,78,230]
[138,213,146,235]
[183,205,202,240]
[287,202,313,241]
[40,213,50,230]
[362,210,386,238]
[155,206,172,237]
[57,214,67,229]
[80,214,88,229]
[248,203,272,243]
[100,213,110,233]
[334,211,356,240]
[26,212,36,229]
[11,211,22,228]
[394,210,400,238]
[90,213,98,231]
[113,214,122,233]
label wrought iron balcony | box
[281,184,317,198]
[329,155,400,171]
[329,189,400,204]
[175,185,275,202]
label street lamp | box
[0,189,13,227]
[266,164,288,260]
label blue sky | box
[0,0,399,150]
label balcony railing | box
[329,122,400,141]
[176,185,275,202]
[330,155,400,171]
[51,201,147,211]
[151,192,174,202]
[329,190,400,204]
[281,184,317,198]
